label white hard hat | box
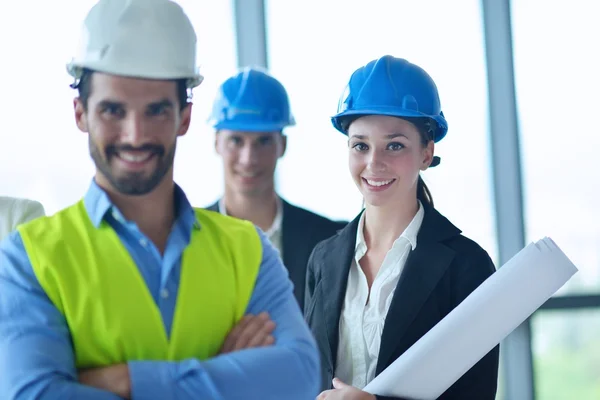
[67,0,203,88]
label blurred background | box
[0,0,598,398]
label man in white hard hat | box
[0,1,320,399]
[0,196,45,241]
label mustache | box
[105,144,165,157]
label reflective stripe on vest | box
[18,200,262,368]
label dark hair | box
[405,117,435,207]
[343,115,436,207]
[72,68,190,111]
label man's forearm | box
[9,378,122,400]
[128,340,319,400]
[79,364,131,399]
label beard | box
[89,137,176,196]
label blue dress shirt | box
[0,181,320,400]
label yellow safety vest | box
[18,200,262,368]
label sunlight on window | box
[512,1,600,399]
[532,310,600,400]
[512,0,600,295]
[172,0,238,209]
[0,1,97,213]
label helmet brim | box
[66,62,204,89]
[331,108,447,142]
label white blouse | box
[335,202,424,388]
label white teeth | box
[117,151,152,163]
[366,179,393,187]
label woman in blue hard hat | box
[305,55,499,400]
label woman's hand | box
[317,378,377,400]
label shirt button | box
[139,238,148,247]
[160,289,169,299]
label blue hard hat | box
[331,55,448,142]
[209,67,295,132]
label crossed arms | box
[0,229,320,400]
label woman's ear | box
[421,140,435,170]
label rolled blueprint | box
[363,237,578,399]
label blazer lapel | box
[280,200,297,268]
[205,200,219,213]
[319,213,362,370]
[376,206,461,372]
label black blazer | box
[304,204,499,400]
[206,198,347,307]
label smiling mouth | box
[116,151,155,163]
[112,150,159,171]
[237,171,260,178]
[363,178,396,187]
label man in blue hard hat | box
[207,67,346,308]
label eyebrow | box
[96,99,175,109]
[350,133,408,140]
[97,100,124,109]
[227,133,275,143]
[147,99,175,109]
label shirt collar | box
[83,179,201,230]
[355,200,425,255]
[218,196,283,237]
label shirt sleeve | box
[0,232,121,399]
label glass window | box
[532,310,600,399]
[512,0,600,294]
[0,0,237,213]
[265,0,498,260]
[173,0,238,208]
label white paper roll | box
[363,237,578,399]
